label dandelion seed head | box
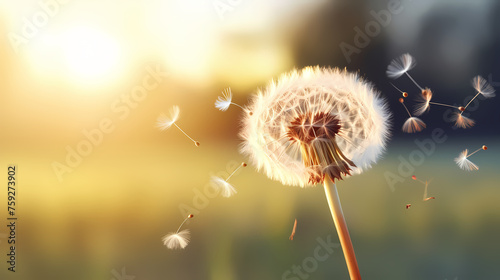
[386,53,416,79]
[414,88,433,116]
[472,75,496,98]
[240,66,391,187]
[402,117,426,133]
[162,229,190,249]
[215,88,233,111]
[211,176,237,197]
[453,113,475,129]
[157,105,180,131]
[454,149,478,171]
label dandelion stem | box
[416,179,426,185]
[176,216,190,233]
[428,102,460,109]
[231,102,246,111]
[405,72,423,91]
[467,147,482,158]
[323,178,362,280]
[390,82,405,94]
[173,123,199,146]
[461,92,481,114]
[423,181,428,201]
[401,102,412,118]
[226,163,243,182]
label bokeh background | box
[1,0,500,279]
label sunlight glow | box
[60,26,122,83]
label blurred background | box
[1,0,499,279]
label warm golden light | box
[60,26,122,83]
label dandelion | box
[210,162,247,198]
[215,88,251,114]
[240,66,391,280]
[162,214,194,249]
[411,175,434,201]
[399,98,426,133]
[453,76,496,128]
[454,145,487,171]
[157,106,200,147]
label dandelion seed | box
[163,229,190,250]
[406,204,412,209]
[157,106,200,147]
[387,53,417,80]
[471,75,496,98]
[399,98,426,133]
[413,88,463,116]
[289,218,297,240]
[402,117,426,133]
[157,105,180,130]
[215,88,252,115]
[386,53,453,116]
[240,66,391,279]
[210,177,236,197]
[458,75,496,117]
[411,175,425,184]
[390,82,408,98]
[162,214,194,249]
[452,76,496,128]
[454,145,487,171]
[413,88,432,116]
[210,162,247,198]
[411,175,435,202]
[452,112,475,129]
[387,53,426,90]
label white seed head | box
[162,229,190,249]
[402,117,426,133]
[386,53,417,79]
[453,113,475,129]
[472,75,496,98]
[413,88,433,116]
[454,150,478,171]
[240,66,391,187]
[157,105,180,130]
[210,176,237,197]
[215,88,233,111]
